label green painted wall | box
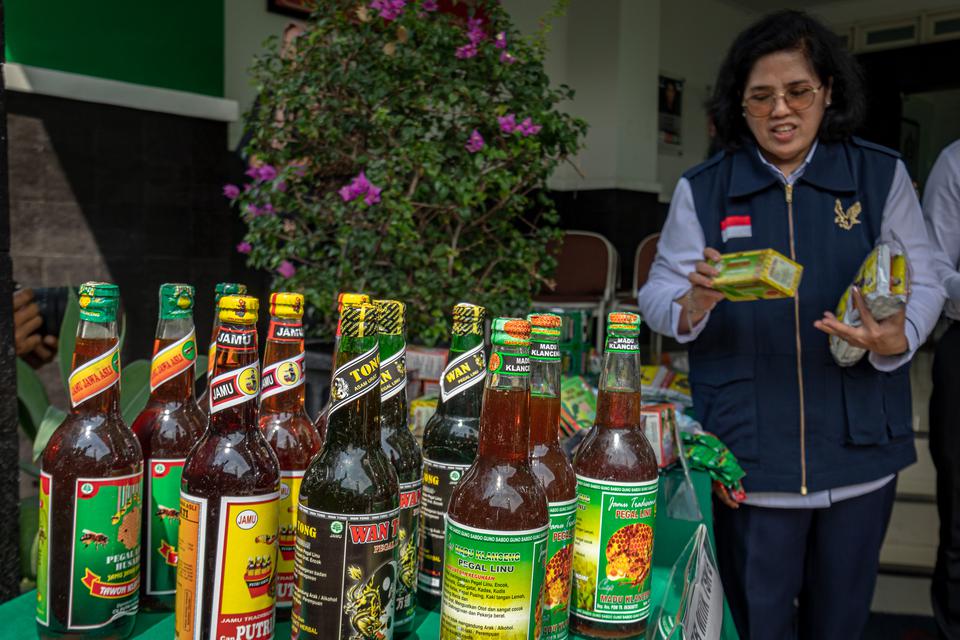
[5,1,224,97]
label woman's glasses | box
[742,85,823,118]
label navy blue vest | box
[684,138,916,493]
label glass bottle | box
[528,313,578,640]
[258,292,322,618]
[292,303,400,640]
[418,302,486,609]
[314,292,371,444]
[198,282,247,416]
[374,299,423,635]
[440,318,549,640]
[131,284,205,612]
[37,282,143,639]
[570,312,658,639]
[175,295,280,640]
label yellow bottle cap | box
[219,295,259,325]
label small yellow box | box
[712,249,803,301]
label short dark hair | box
[709,10,865,150]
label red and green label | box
[146,459,185,596]
[542,498,577,640]
[440,518,548,640]
[572,475,658,624]
[37,471,143,630]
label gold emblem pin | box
[834,199,862,230]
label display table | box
[3,469,738,639]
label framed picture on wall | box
[267,0,315,18]
[658,75,684,156]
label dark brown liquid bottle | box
[373,299,423,635]
[314,292,371,445]
[440,318,549,640]
[258,292,321,618]
[131,284,205,612]
[418,303,486,609]
[37,282,143,639]
[175,295,280,640]
[570,312,658,639]
[198,282,246,417]
[528,313,578,640]
[292,303,400,640]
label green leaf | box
[16,358,49,441]
[32,405,67,463]
[20,496,39,581]
[120,359,151,425]
[57,287,80,390]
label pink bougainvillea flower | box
[455,43,478,59]
[494,31,507,49]
[498,113,517,134]
[223,184,240,199]
[421,0,438,10]
[364,184,382,205]
[236,241,252,255]
[261,203,276,215]
[465,129,485,153]
[339,185,355,202]
[500,51,517,64]
[244,166,260,179]
[276,180,288,193]
[518,117,542,136]
[277,260,297,278]
[247,203,262,216]
[257,164,278,181]
[371,0,406,21]
[339,171,382,205]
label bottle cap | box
[219,295,259,325]
[606,311,641,336]
[340,303,378,338]
[527,313,562,343]
[78,282,119,323]
[214,282,247,305]
[491,317,531,346]
[159,283,195,320]
[452,303,485,336]
[269,292,304,319]
[337,292,370,309]
[373,299,405,335]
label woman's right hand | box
[677,247,726,334]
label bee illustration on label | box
[332,377,349,401]
[345,563,395,640]
[80,530,110,548]
[254,533,278,545]
[155,505,180,521]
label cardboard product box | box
[712,249,803,301]
[641,403,679,469]
[406,345,449,382]
[560,342,588,376]
[409,394,439,442]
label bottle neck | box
[260,315,305,413]
[437,331,484,417]
[529,343,561,447]
[208,320,259,433]
[379,332,407,434]
[595,347,642,429]
[477,342,530,463]
[149,316,197,403]
[69,320,122,418]
[325,334,381,449]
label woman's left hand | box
[814,286,909,356]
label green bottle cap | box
[527,313,562,343]
[159,283,195,320]
[452,303,485,336]
[374,299,405,335]
[214,282,247,304]
[606,311,641,336]
[341,303,378,338]
[78,282,119,323]
[491,317,531,347]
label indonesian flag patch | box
[720,215,752,242]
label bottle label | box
[276,470,304,609]
[531,341,561,362]
[146,459,186,596]
[175,492,280,640]
[268,320,304,342]
[380,348,407,402]
[327,346,380,421]
[488,350,531,377]
[418,458,471,596]
[150,332,198,391]
[605,335,641,354]
[439,518,549,640]
[572,475,658,624]
[261,353,306,401]
[543,498,577,640]
[216,326,257,352]
[68,342,120,408]
[209,361,261,413]
[396,479,422,626]
[61,471,143,630]
[207,340,216,377]
[36,471,52,626]
[291,506,400,640]
[439,344,485,402]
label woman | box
[638,10,944,640]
